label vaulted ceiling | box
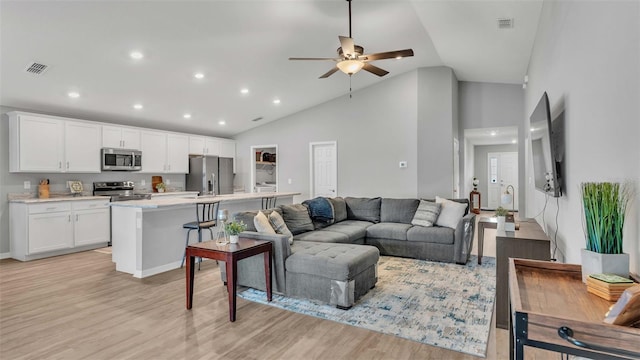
[0,1,543,137]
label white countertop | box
[109,191,300,209]
[149,191,199,197]
[9,195,110,204]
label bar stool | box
[261,196,276,209]
[181,202,219,268]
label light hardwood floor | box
[1,212,554,359]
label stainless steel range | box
[93,181,151,201]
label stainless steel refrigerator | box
[186,156,234,195]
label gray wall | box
[0,105,189,256]
[524,0,639,272]
[473,144,518,208]
[458,81,525,210]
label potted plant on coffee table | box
[580,182,631,283]
[495,206,509,231]
[225,221,247,244]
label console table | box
[185,238,272,322]
[509,259,640,359]
[495,219,550,329]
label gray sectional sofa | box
[221,197,476,309]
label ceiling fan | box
[289,0,414,79]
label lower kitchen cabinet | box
[10,199,110,261]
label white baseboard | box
[0,252,12,260]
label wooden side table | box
[185,238,272,322]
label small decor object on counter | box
[38,179,50,198]
[580,182,631,283]
[68,181,83,195]
[155,182,166,193]
[225,221,247,244]
[151,176,163,193]
[495,206,508,231]
[587,273,635,301]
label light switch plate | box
[141,179,146,186]
[24,181,30,189]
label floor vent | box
[497,18,514,29]
[25,62,49,75]
[251,117,264,122]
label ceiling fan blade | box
[362,63,389,77]
[289,57,339,61]
[339,36,355,58]
[319,67,340,79]
[362,49,414,61]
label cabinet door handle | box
[59,161,62,169]
[76,214,78,222]
[68,215,71,222]
[66,161,69,169]
[558,326,640,358]
[46,207,56,211]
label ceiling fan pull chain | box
[349,75,353,98]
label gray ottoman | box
[285,242,379,309]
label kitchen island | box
[110,192,299,278]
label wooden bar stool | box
[181,202,219,268]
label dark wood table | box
[185,238,272,322]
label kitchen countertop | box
[109,191,300,209]
[148,191,199,197]
[8,195,110,203]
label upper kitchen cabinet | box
[8,112,101,173]
[140,130,189,174]
[188,136,221,156]
[102,125,140,150]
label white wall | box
[525,0,640,273]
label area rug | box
[238,255,496,357]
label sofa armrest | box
[453,213,476,264]
[219,231,291,294]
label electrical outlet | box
[288,178,292,185]
[399,161,407,168]
[24,181,30,189]
[165,179,171,185]
[141,179,146,186]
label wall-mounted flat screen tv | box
[529,91,563,197]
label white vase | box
[496,216,506,231]
[229,235,239,244]
[580,249,629,283]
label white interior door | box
[487,152,518,210]
[310,141,337,198]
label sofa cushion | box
[287,242,380,280]
[411,200,441,227]
[406,225,455,244]
[366,223,412,241]
[233,208,281,232]
[293,230,350,243]
[329,197,348,222]
[254,211,276,234]
[280,204,314,235]
[320,222,369,242]
[345,197,381,223]
[435,196,468,229]
[380,198,419,224]
[269,211,293,245]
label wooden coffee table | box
[185,238,272,322]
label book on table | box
[587,273,635,301]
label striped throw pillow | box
[411,200,441,227]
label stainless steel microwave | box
[101,148,142,171]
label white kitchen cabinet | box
[10,199,111,261]
[65,120,101,172]
[102,125,140,150]
[141,130,189,173]
[8,112,101,173]
[9,113,65,172]
[189,136,221,156]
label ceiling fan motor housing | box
[338,45,364,59]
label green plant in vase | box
[225,221,247,244]
[580,182,632,282]
[155,182,166,193]
[494,207,509,217]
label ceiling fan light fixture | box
[337,59,364,75]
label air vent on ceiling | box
[251,117,264,122]
[497,18,514,29]
[25,62,49,75]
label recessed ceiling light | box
[490,131,497,136]
[273,99,281,105]
[130,51,144,60]
[183,113,192,119]
[240,88,249,94]
[194,73,204,79]
[67,91,80,98]
[133,103,143,110]
[218,120,226,125]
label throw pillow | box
[329,197,348,222]
[253,211,276,234]
[268,211,294,245]
[344,197,382,223]
[381,198,420,224]
[411,200,441,227]
[279,204,314,235]
[435,196,468,229]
